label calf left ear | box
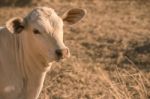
[62,8,86,25]
[6,17,24,34]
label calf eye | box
[33,29,41,34]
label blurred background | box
[0,0,150,99]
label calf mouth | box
[55,54,70,62]
[55,56,65,62]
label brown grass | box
[0,0,149,99]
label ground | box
[0,0,149,99]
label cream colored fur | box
[0,7,86,99]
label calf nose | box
[55,48,70,59]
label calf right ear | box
[6,17,24,34]
[62,8,86,25]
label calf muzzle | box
[55,48,70,59]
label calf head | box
[6,7,86,63]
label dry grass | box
[0,0,149,99]
[41,60,149,99]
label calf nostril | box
[55,48,69,59]
[55,49,62,57]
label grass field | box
[0,0,150,99]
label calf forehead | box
[26,7,63,33]
[29,7,54,21]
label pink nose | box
[55,48,70,59]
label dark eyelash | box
[33,29,41,34]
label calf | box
[0,7,86,99]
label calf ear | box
[62,8,86,25]
[6,17,24,34]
